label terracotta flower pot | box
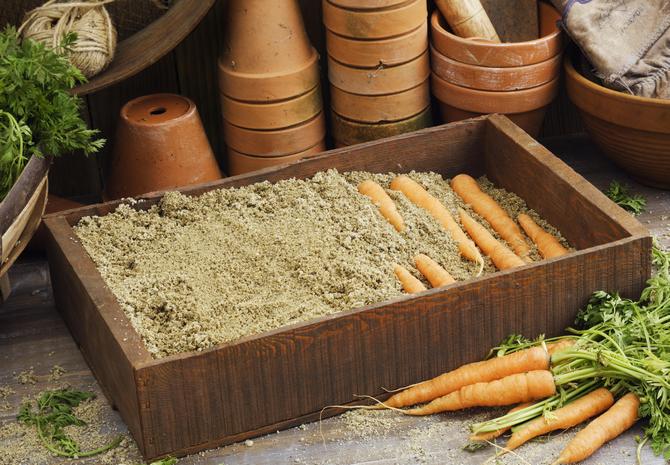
[330,80,430,123]
[228,141,326,175]
[430,1,562,67]
[430,45,562,91]
[328,51,430,95]
[326,22,428,68]
[219,0,320,102]
[331,107,432,146]
[222,112,326,157]
[220,85,322,130]
[565,53,670,189]
[106,94,222,200]
[323,0,427,40]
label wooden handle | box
[434,0,500,43]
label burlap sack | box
[551,0,670,99]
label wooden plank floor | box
[1,135,668,465]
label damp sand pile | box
[75,170,570,358]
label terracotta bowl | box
[228,141,326,175]
[565,53,670,189]
[330,80,430,123]
[220,85,322,130]
[326,21,428,68]
[222,112,326,157]
[430,1,562,67]
[328,51,429,95]
[331,107,432,146]
[322,0,426,40]
[430,45,562,91]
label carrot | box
[469,403,532,442]
[383,346,550,408]
[394,264,427,294]
[506,387,614,451]
[547,339,576,356]
[389,175,483,269]
[414,254,455,287]
[358,180,405,232]
[553,392,640,464]
[451,174,530,260]
[405,370,556,415]
[518,213,568,259]
[459,208,525,270]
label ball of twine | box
[19,0,118,79]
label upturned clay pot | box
[219,0,320,101]
[431,1,562,67]
[222,112,326,157]
[326,22,428,68]
[228,141,326,175]
[330,80,430,123]
[106,94,222,199]
[331,107,432,146]
[220,85,322,130]
[328,51,430,95]
[323,0,427,40]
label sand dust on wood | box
[75,170,571,358]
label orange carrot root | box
[547,339,576,356]
[517,213,568,259]
[394,264,427,294]
[458,208,525,270]
[469,403,532,442]
[415,254,455,288]
[358,180,405,232]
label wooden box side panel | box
[137,237,650,459]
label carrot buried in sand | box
[518,213,568,259]
[469,403,532,442]
[414,254,455,288]
[451,174,530,261]
[358,180,405,232]
[389,175,484,273]
[459,208,525,270]
[394,264,426,294]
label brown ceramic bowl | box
[323,0,426,40]
[328,51,429,95]
[565,53,670,189]
[430,1,562,67]
[430,45,562,91]
[331,107,432,146]
[228,141,326,175]
[330,80,430,123]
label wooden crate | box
[44,115,652,460]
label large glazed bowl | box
[565,53,670,189]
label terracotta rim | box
[431,72,559,114]
[218,48,320,102]
[327,0,409,9]
[331,107,432,146]
[222,112,327,157]
[326,22,427,68]
[328,51,430,95]
[330,80,430,122]
[430,45,562,91]
[430,2,563,67]
[220,85,323,130]
[323,0,426,39]
[228,141,326,175]
[121,93,196,128]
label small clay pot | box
[222,112,326,157]
[330,80,430,123]
[220,85,322,130]
[328,51,430,95]
[323,0,427,40]
[430,45,562,91]
[431,2,562,67]
[228,141,326,175]
[331,107,432,146]
[106,94,222,200]
[326,22,428,68]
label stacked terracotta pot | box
[430,2,563,137]
[218,0,326,175]
[323,0,432,147]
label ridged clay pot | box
[565,52,670,189]
[219,0,320,101]
[223,112,326,157]
[431,1,562,67]
[330,80,430,123]
[323,0,427,40]
[106,94,222,199]
[332,107,432,147]
[228,141,326,175]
